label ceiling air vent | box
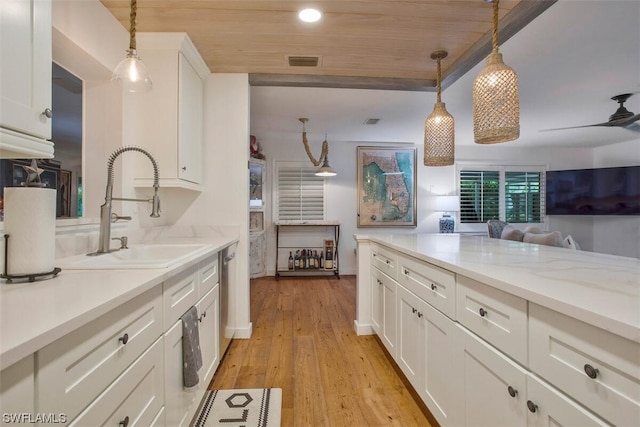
[363,118,380,125]
[287,55,320,67]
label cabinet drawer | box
[398,254,456,319]
[164,265,199,329]
[37,286,162,421]
[198,256,218,298]
[456,275,527,365]
[529,304,640,426]
[69,337,165,427]
[526,373,610,427]
[371,244,398,280]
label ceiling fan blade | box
[539,122,611,132]
[540,114,640,132]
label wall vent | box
[363,118,380,125]
[287,55,320,67]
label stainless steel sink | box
[58,244,210,270]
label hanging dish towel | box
[182,306,203,389]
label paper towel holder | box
[1,234,61,283]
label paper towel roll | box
[3,187,57,275]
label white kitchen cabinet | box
[457,275,528,365]
[0,355,34,421]
[164,319,200,427]
[69,338,165,427]
[419,297,461,427]
[396,283,461,427]
[526,373,609,427]
[397,252,456,319]
[371,244,398,280]
[458,325,528,426]
[164,255,220,427]
[132,33,209,191]
[371,265,397,357]
[37,286,163,422]
[0,0,54,158]
[529,303,640,426]
[197,285,220,387]
[397,284,423,387]
[371,266,383,335]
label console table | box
[274,220,340,280]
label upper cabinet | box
[132,33,209,191]
[0,0,54,158]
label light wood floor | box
[209,275,434,427]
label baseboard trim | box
[354,320,374,336]
[232,322,253,339]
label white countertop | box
[0,229,238,370]
[356,233,640,343]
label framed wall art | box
[357,146,417,227]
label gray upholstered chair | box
[487,220,508,238]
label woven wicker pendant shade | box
[473,0,519,144]
[424,51,455,166]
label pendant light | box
[473,0,519,144]
[424,50,455,166]
[111,0,153,93]
[299,118,337,177]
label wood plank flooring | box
[209,275,434,427]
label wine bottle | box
[288,251,294,270]
[319,251,324,269]
[294,250,300,270]
[325,246,333,270]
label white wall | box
[255,106,640,270]
[174,74,252,337]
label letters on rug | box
[191,388,282,427]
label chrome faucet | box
[92,146,160,255]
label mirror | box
[0,63,82,219]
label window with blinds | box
[505,172,542,223]
[276,164,325,221]
[459,167,545,224]
[460,170,500,223]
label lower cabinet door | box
[164,319,203,427]
[197,284,220,387]
[397,285,424,388]
[381,273,397,358]
[526,374,610,427]
[458,326,527,427]
[420,302,461,427]
[0,355,34,420]
[69,338,164,426]
[371,267,384,335]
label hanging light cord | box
[491,0,499,53]
[436,57,442,103]
[301,121,329,167]
[129,0,137,50]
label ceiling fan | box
[541,93,640,132]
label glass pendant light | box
[424,50,455,166]
[473,0,519,144]
[111,0,153,93]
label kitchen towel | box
[182,305,203,389]
[2,187,56,275]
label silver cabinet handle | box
[224,253,236,263]
[42,108,52,118]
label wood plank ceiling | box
[100,0,556,91]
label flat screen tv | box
[546,166,640,215]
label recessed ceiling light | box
[298,8,322,23]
